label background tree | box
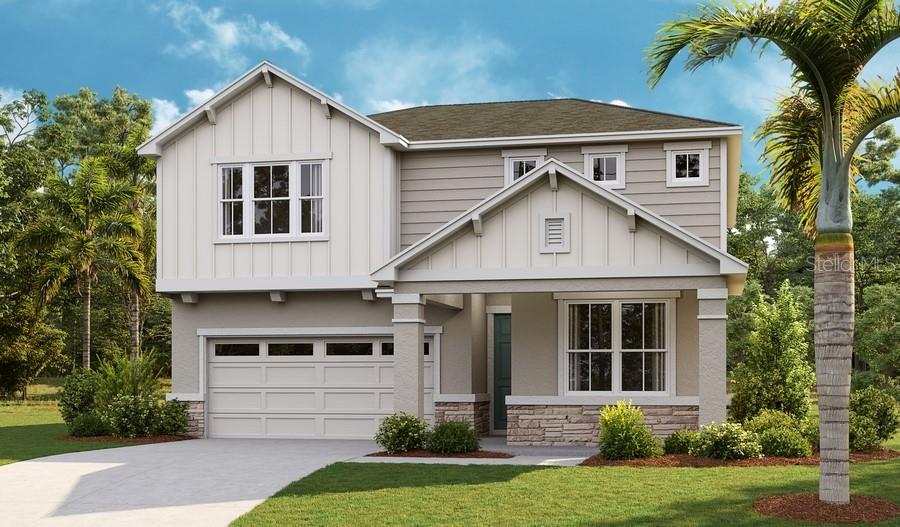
[648,0,900,503]
[855,284,900,378]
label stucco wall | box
[439,293,487,394]
[510,293,559,395]
[676,290,699,396]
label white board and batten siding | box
[398,140,723,250]
[157,77,392,291]
[404,177,715,277]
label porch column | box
[697,288,728,425]
[393,293,426,417]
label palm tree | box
[647,0,900,504]
[20,158,150,369]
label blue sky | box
[1,0,898,178]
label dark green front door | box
[493,314,512,430]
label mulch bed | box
[579,449,900,468]
[753,493,900,524]
[54,434,193,444]
[367,449,514,459]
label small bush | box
[95,352,162,410]
[663,429,699,455]
[745,409,798,435]
[375,413,429,454]
[60,369,100,425]
[801,417,819,451]
[598,402,660,460]
[103,394,157,438]
[850,386,900,443]
[692,423,762,460]
[68,412,110,437]
[151,399,188,436]
[758,427,812,457]
[849,413,882,452]
[428,420,480,454]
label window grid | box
[507,156,540,183]
[252,164,291,235]
[299,162,324,234]
[220,166,244,236]
[590,155,618,183]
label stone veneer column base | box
[184,401,205,438]
[434,401,490,435]
[507,405,699,446]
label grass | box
[235,432,900,527]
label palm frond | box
[95,210,144,240]
[842,71,900,164]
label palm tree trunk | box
[82,272,92,369]
[128,291,141,359]
[815,232,854,505]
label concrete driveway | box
[1,438,374,527]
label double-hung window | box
[565,299,670,394]
[664,141,710,187]
[581,145,627,189]
[217,159,328,240]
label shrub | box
[744,409,798,435]
[692,423,762,460]
[758,428,812,457]
[663,429,700,455]
[849,413,882,452]
[855,284,900,379]
[374,413,429,454]
[850,386,900,443]
[730,281,815,422]
[151,399,188,436]
[852,371,900,403]
[428,420,480,454]
[801,417,820,452]
[60,368,100,424]
[598,402,660,460]
[103,394,157,438]
[68,412,110,437]
[94,352,163,410]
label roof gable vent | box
[541,214,570,254]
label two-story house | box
[138,62,747,444]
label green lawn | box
[0,404,130,466]
[235,433,900,527]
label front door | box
[493,314,512,431]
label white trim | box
[501,147,547,157]
[697,288,729,300]
[210,152,332,164]
[719,139,728,249]
[392,293,424,304]
[581,144,629,154]
[166,392,204,402]
[504,155,545,186]
[697,314,728,320]
[402,127,742,151]
[197,325,444,337]
[506,395,699,406]
[158,276,377,293]
[434,393,489,403]
[553,291,681,300]
[582,151,626,190]
[392,318,427,324]
[539,213,570,254]
[665,142,711,188]
[664,140,712,151]
[485,305,512,314]
[397,264,722,282]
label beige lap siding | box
[434,401,490,435]
[506,405,700,446]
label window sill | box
[666,179,708,188]
[581,174,625,190]
[214,235,329,244]
[506,394,697,406]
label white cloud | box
[151,98,182,136]
[162,1,310,74]
[309,0,381,8]
[344,31,524,113]
[184,88,216,108]
[608,99,631,107]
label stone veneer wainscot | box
[506,405,699,446]
[434,401,490,435]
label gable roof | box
[368,99,738,142]
[137,61,408,157]
[372,158,748,282]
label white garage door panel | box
[207,337,434,439]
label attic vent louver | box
[540,214,570,254]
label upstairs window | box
[664,141,711,187]
[299,162,324,234]
[581,145,627,189]
[502,148,546,186]
[253,164,290,235]
[220,166,244,236]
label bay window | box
[565,299,670,394]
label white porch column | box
[393,293,426,417]
[697,288,728,425]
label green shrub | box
[663,429,699,455]
[95,352,163,410]
[692,423,762,460]
[850,386,900,442]
[103,394,157,438]
[852,371,900,403]
[801,417,819,451]
[60,368,100,424]
[730,281,815,422]
[849,413,882,452]
[151,399,188,436]
[375,413,429,454]
[427,421,480,454]
[745,409,799,435]
[758,427,812,457]
[68,412,110,437]
[598,402,660,460]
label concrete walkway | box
[350,436,596,466]
[0,438,374,527]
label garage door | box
[206,337,434,439]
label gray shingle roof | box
[367,98,737,142]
